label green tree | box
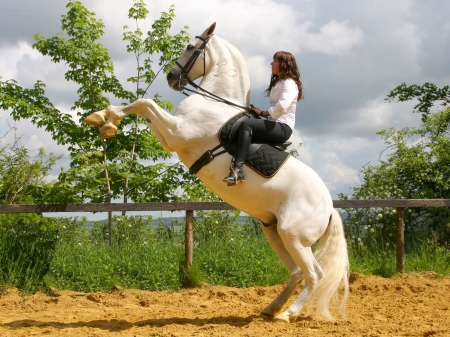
[119,1,192,210]
[342,82,450,253]
[386,82,450,122]
[0,129,61,205]
[0,126,62,292]
[0,1,197,206]
[340,107,450,251]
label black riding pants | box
[240,118,292,144]
[231,118,292,167]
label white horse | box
[85,23,349,323]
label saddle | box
[189,112,290,178]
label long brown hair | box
[264,51,303,101]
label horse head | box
[167,22,250,110]
[167,22,216,91]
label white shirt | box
[267,79,298,130]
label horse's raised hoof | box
[99,124,118,140]
[85,113,106,127]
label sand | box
[0,272,449,337]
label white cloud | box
[301,20,364,55]
[246,55,271,92]
[444,22,450,36]
[2,0,450,207]
[0,116,65,156]
[333,137,372,155]
[311,138,361,193]
[0,42,40,81]
[322,157,360,192]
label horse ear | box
[201,22,216,38]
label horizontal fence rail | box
[1,199,450,214]
[0,202,234,213]
[334,199,450,208]
[1,199,449,275]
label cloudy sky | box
[1,0,449,212]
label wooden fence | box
[1,199,450,275]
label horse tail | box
[309,208,349,320]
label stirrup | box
[223,170,245,186]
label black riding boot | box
[223,129,252,185]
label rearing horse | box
[85,23,349,323]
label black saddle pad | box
[219,112,290,178]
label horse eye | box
[186,45,195,51]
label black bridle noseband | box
[175,35,251,112]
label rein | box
[182,79,252,112]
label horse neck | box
[199,36,250,109]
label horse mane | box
[202,35,251,107]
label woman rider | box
[223,51,303,185]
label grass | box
[349,246,397,277]
[348,239,450,277]
[46,228,289,292]
[404,239,450,275]
[191,235,289,287]
[0,213,449,293]
[46,239,184,292]
[0,214,57,293]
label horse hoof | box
[85,113,105,127]
[273,312,297,323]
[100,124,118,139]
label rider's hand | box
[250,106,262,116]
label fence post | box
[185,210,194,279]
[108,211,112,246]
[396,207,405,273]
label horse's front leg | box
[145,120,175,153]
[85,106,118,138]
[126,99,188,151]
[85,105,131,139]
[85,102,175,152]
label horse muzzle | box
[166,70,187,91]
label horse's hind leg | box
[272,234,323,323]
[260,224,304,318]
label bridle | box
[175,35,252,112]
[175,35,211,87]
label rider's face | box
[271,58,280,75]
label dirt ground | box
[0,273,449,337]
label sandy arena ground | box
[0,272,449,337]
